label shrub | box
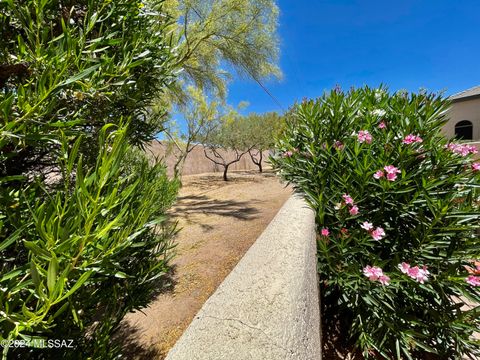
[1,0,180,358]
[271,87,480,359]
[1,125,179,359]
[0,0,177,177]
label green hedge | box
[272,87,480,359]
[1,1,180,358]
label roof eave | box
[451,93,480,103]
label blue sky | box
[227,0,480,115]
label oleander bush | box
[271,87,480,359]
[2,125,179,359]
[1,1,180,358]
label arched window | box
[455,120,473,140]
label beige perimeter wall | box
[146,141,271,176]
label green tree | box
[166,0,281,101]
[162,0,282,176]
[166,86,220,177]
[202,112,255,181]
[245,112,284,172]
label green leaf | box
[47,256,58,294]
[58,270,93,301]
[0,228,22,251]
[24,241,51,258]
[30,262,41,289]
[60,64,101,86]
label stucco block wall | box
[166,195,321,360]
[443,98,480,140]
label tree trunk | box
[249,149,263,173]
[223,165,229,181]
[173,154,186,178]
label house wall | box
[443,97,480,140]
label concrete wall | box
[443,97,480,140]
[146,141,270,176]
[166,195,321,360]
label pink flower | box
[399,263,430,283]
[357,130,373,144]
[398,262,410,274]
[466,275,480,286]
[378,275,391,286]
[403,134,416,144]
[373,170,384,179]
[467,144,478,155]
[363,265,383,280]
[386,172,398,181]
[321,228,330,237]
[384,165,401,174]
[360,221,373,231]
[378,121,386,129]
[446,143,478,157]
[472,162,480,172]
[342,194,354,205]
[413,266,430,284]
[383,165,401,181]
[349,205,359,216]
[402,134,423,144]
[282,151,293,158]
[371,227,385,241]
[406,265,419,276]
[363,265,389,285]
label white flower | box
[374,89,385,101]
[372,109,386,117]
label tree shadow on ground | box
[182,174,261,193]
[113,266,179,360]
[171,194,261,229]
[114,322,161,360]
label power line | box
[188,4,285,112]
[245,68,285,112]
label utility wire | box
[188,4,286,113]
[243,66,285,112]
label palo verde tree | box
[166,86,220,177]
[0,1,179,358]
[165,0,281,101]
[162,0,281,173]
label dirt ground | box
[117,170,291,359]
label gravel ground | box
[116,170,291,359]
